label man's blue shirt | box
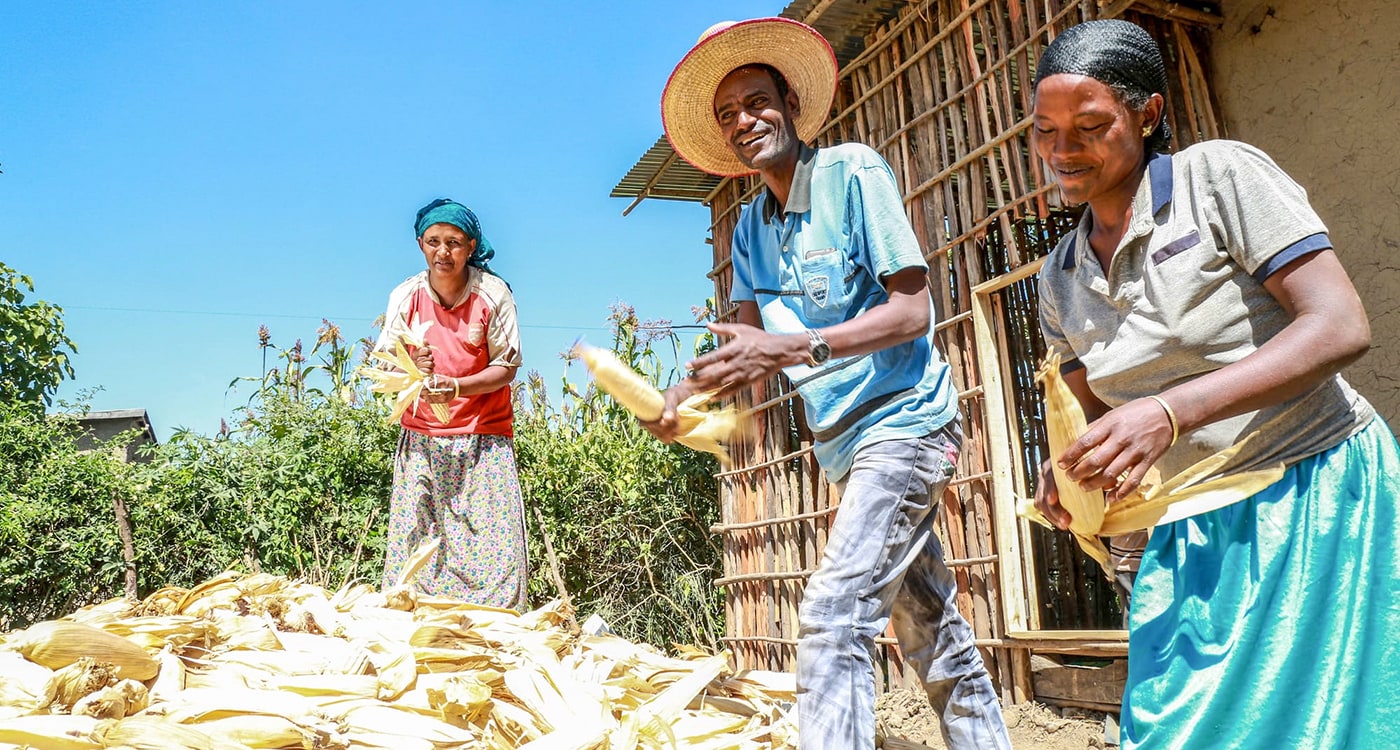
[730,142,958,480]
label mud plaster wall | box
[1209,0,1400,425]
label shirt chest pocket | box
[797,247,858,323]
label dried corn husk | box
[11,621,158,681]
[359,315,451,425]
[0,714,102,749]
[1022,348,1288,577]
[48,657,119,711]
[0,650,55,718]
[98,714,222,750]
[71,691,125,721]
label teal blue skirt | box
[1122,417,1400,748]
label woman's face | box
[1032,73,1158,207]
[418,223,476,279]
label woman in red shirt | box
[373,198,526,608]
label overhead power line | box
[61,304,707,332]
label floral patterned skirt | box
[381,430,528,609]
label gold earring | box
[1142,126,1153,137]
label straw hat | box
[661,17,838,177]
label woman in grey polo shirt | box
[1028,19,1398,749]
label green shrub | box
[0,262,77,409]
[132,322,397,590]
[0,402,132,628]
[515,304,724,648]
[0,310,726,650]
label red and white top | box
[374,269,522,437]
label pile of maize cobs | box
[0,572,797,749]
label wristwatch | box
[805,328,832,366]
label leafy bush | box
[515,304,724,648]
[0,261,77,409]
[0,324,397,629]
[132,322,397,590]
[0,402,134,628]
[0,308,726,648]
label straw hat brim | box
[662,18,838,178]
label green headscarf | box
[414,198,501,280]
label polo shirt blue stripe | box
[1253,232,1332,282]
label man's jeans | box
[795,425,1010,749]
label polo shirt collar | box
[761,143,818,223]
[1148,149,1173,216]
[1061,150,1175,271]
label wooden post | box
[112,489,138,600]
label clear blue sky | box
[1,1,778,439]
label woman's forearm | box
[445,366,518,397]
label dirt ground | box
[875,687,1111,749]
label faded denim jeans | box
[796,422,1010,749]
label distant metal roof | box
[611,0,909,211]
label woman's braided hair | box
[1034,19,1173,153]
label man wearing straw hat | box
[646,17,1010,750]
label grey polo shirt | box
[1039,140,1374,484]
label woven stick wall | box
[703,0,1224,698]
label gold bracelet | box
[452,378,460,399]
[1147,395,1179,446]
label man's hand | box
[685,322,805,396]
[641,382,696,443]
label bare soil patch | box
[876,687,1110,749]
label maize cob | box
[1030,348,1113,571]
[48,659,112,708]
[70,680,140,720]
[192,714,317,749]
[424,673,494,724]
[359,315,452,425]
[577,343,746,460]
[0,714,102,750]
[577,345,665,421]
[13,621,158,681]
[1022,347,1286,577]
[98,715,222,750]
[0,651,55,718]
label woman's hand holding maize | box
[1023,348,1284,578]
[411,344,435,377]
[1055,395,1178,505]
[1032,459,1073,531]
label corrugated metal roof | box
[609,136,721,208]
[781,0,910,67]
[611,0,907,208]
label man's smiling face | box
[712,65,802,172]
